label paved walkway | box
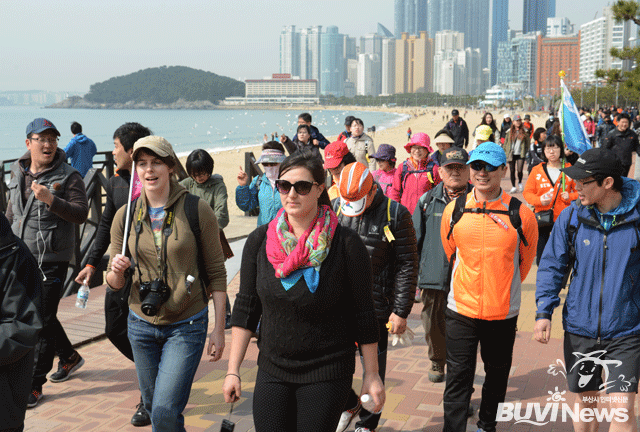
[22,179,624,431]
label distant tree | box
[595,1,640,102]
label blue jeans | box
[128,308,208,432]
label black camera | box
[220,419,235,432]
[139,278,171,316]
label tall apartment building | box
[357,54,382,96]
[580,6,632,83]
[394,0,406,38]
[299,26,322,83]
[395,31,433,93]
[321,26,345,96]
[536,33,580,97]
[490,0,509,85]
[381,38,396,95]
[496,32,539,96]
[280,26,300,76]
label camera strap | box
[134,202,176,286]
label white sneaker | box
[355,428,373,432]
[509,187,517,193]
[336,403,361,432]
[518,183,524,192]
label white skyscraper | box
[546,17,575,37]
[280,25,300,76]
[357,54,381,96]
[381,38,396,96]
[580,6,632,83]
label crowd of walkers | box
[3,106,640,432]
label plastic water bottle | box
[361,394,383,414]
[76,282,89,309]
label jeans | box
[443,309,517,432]
[32,262,75,389]
[128,308,208,432]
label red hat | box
[323,140,350,169]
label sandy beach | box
[186,106,550,240]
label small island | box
[48,66,245,109]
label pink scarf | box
[266,205,338,279]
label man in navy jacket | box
[535,148,640,431]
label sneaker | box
[26,389,42,409]
[428,362,445,383]
[336,401,361,432]
[131,396,151,427]
[509,187,517,193]
[49,351,85,383]
[355,428,373,432]
[518,183,524,192]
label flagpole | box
[121,168,136,256]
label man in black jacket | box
[604,113,640,176]
[333,162,418,432]
[74,122,152,427]
[596,111,615,148]
[0,212,43,431]
[444,109,469,148]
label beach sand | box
[181,106,550,240]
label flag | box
[131,171,142,201]
[559,79,591,155]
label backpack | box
[399,160,435,194]
[444,194,528,292]
[126,193,210,302]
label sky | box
[1,0,614,92]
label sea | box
[0,106,408,161]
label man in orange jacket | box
[440,142,538,432]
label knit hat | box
[404,132,433,153]
[338,162,374,217]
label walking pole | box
[121,170,136,256]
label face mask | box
[264,166,279,181]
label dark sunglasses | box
[275,179,319,195]
[470,161,501,172]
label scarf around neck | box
[266,205,338,292]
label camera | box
[220,419,235,432]
[139,278,171,316]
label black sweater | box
[231,223,379,384]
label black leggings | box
[509,156,525,187]
[253,368,352,432]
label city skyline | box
[2,0,614,92]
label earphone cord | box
[36,203,46,281]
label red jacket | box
[389,157,440,214]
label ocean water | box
[0,106,408,161]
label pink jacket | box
[389,158,441,214]
[372,168,397,198]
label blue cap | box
[467,142,506,166]
[26,118,60,137]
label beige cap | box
[132,136,175,160]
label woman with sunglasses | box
[106,136,227,432]
[223,150,385,431]
[523,135,578,264]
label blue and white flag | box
[559,79,591,155]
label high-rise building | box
[467,0,490,68]
[406,0,416,36]
[280,26,300,76]
[416,0,428,33]
[381,38,396,95]
[496,32,539,96]
[395,31,433,93]
[536,33,580,98]
[378,23,395,38]
[580,6,632,83]
[433,31,482,96]
[357,53,382,96]
[321,26,345,96]
[490,0,509,85]
[427,0,441,40]
[546,17,575,37]
[394,0,406,38]
[344,36,357,60]
[435,30,465,51]
[523,0,553,35]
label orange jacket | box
[440,190,538,320]
[522,162,578,221]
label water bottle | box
[185,275,195,294]
[360,394,383,414]
[76,282,89,309]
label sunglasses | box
[470,161,501,172]
[275,179,319,195]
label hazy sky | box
[1,0,613,92]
